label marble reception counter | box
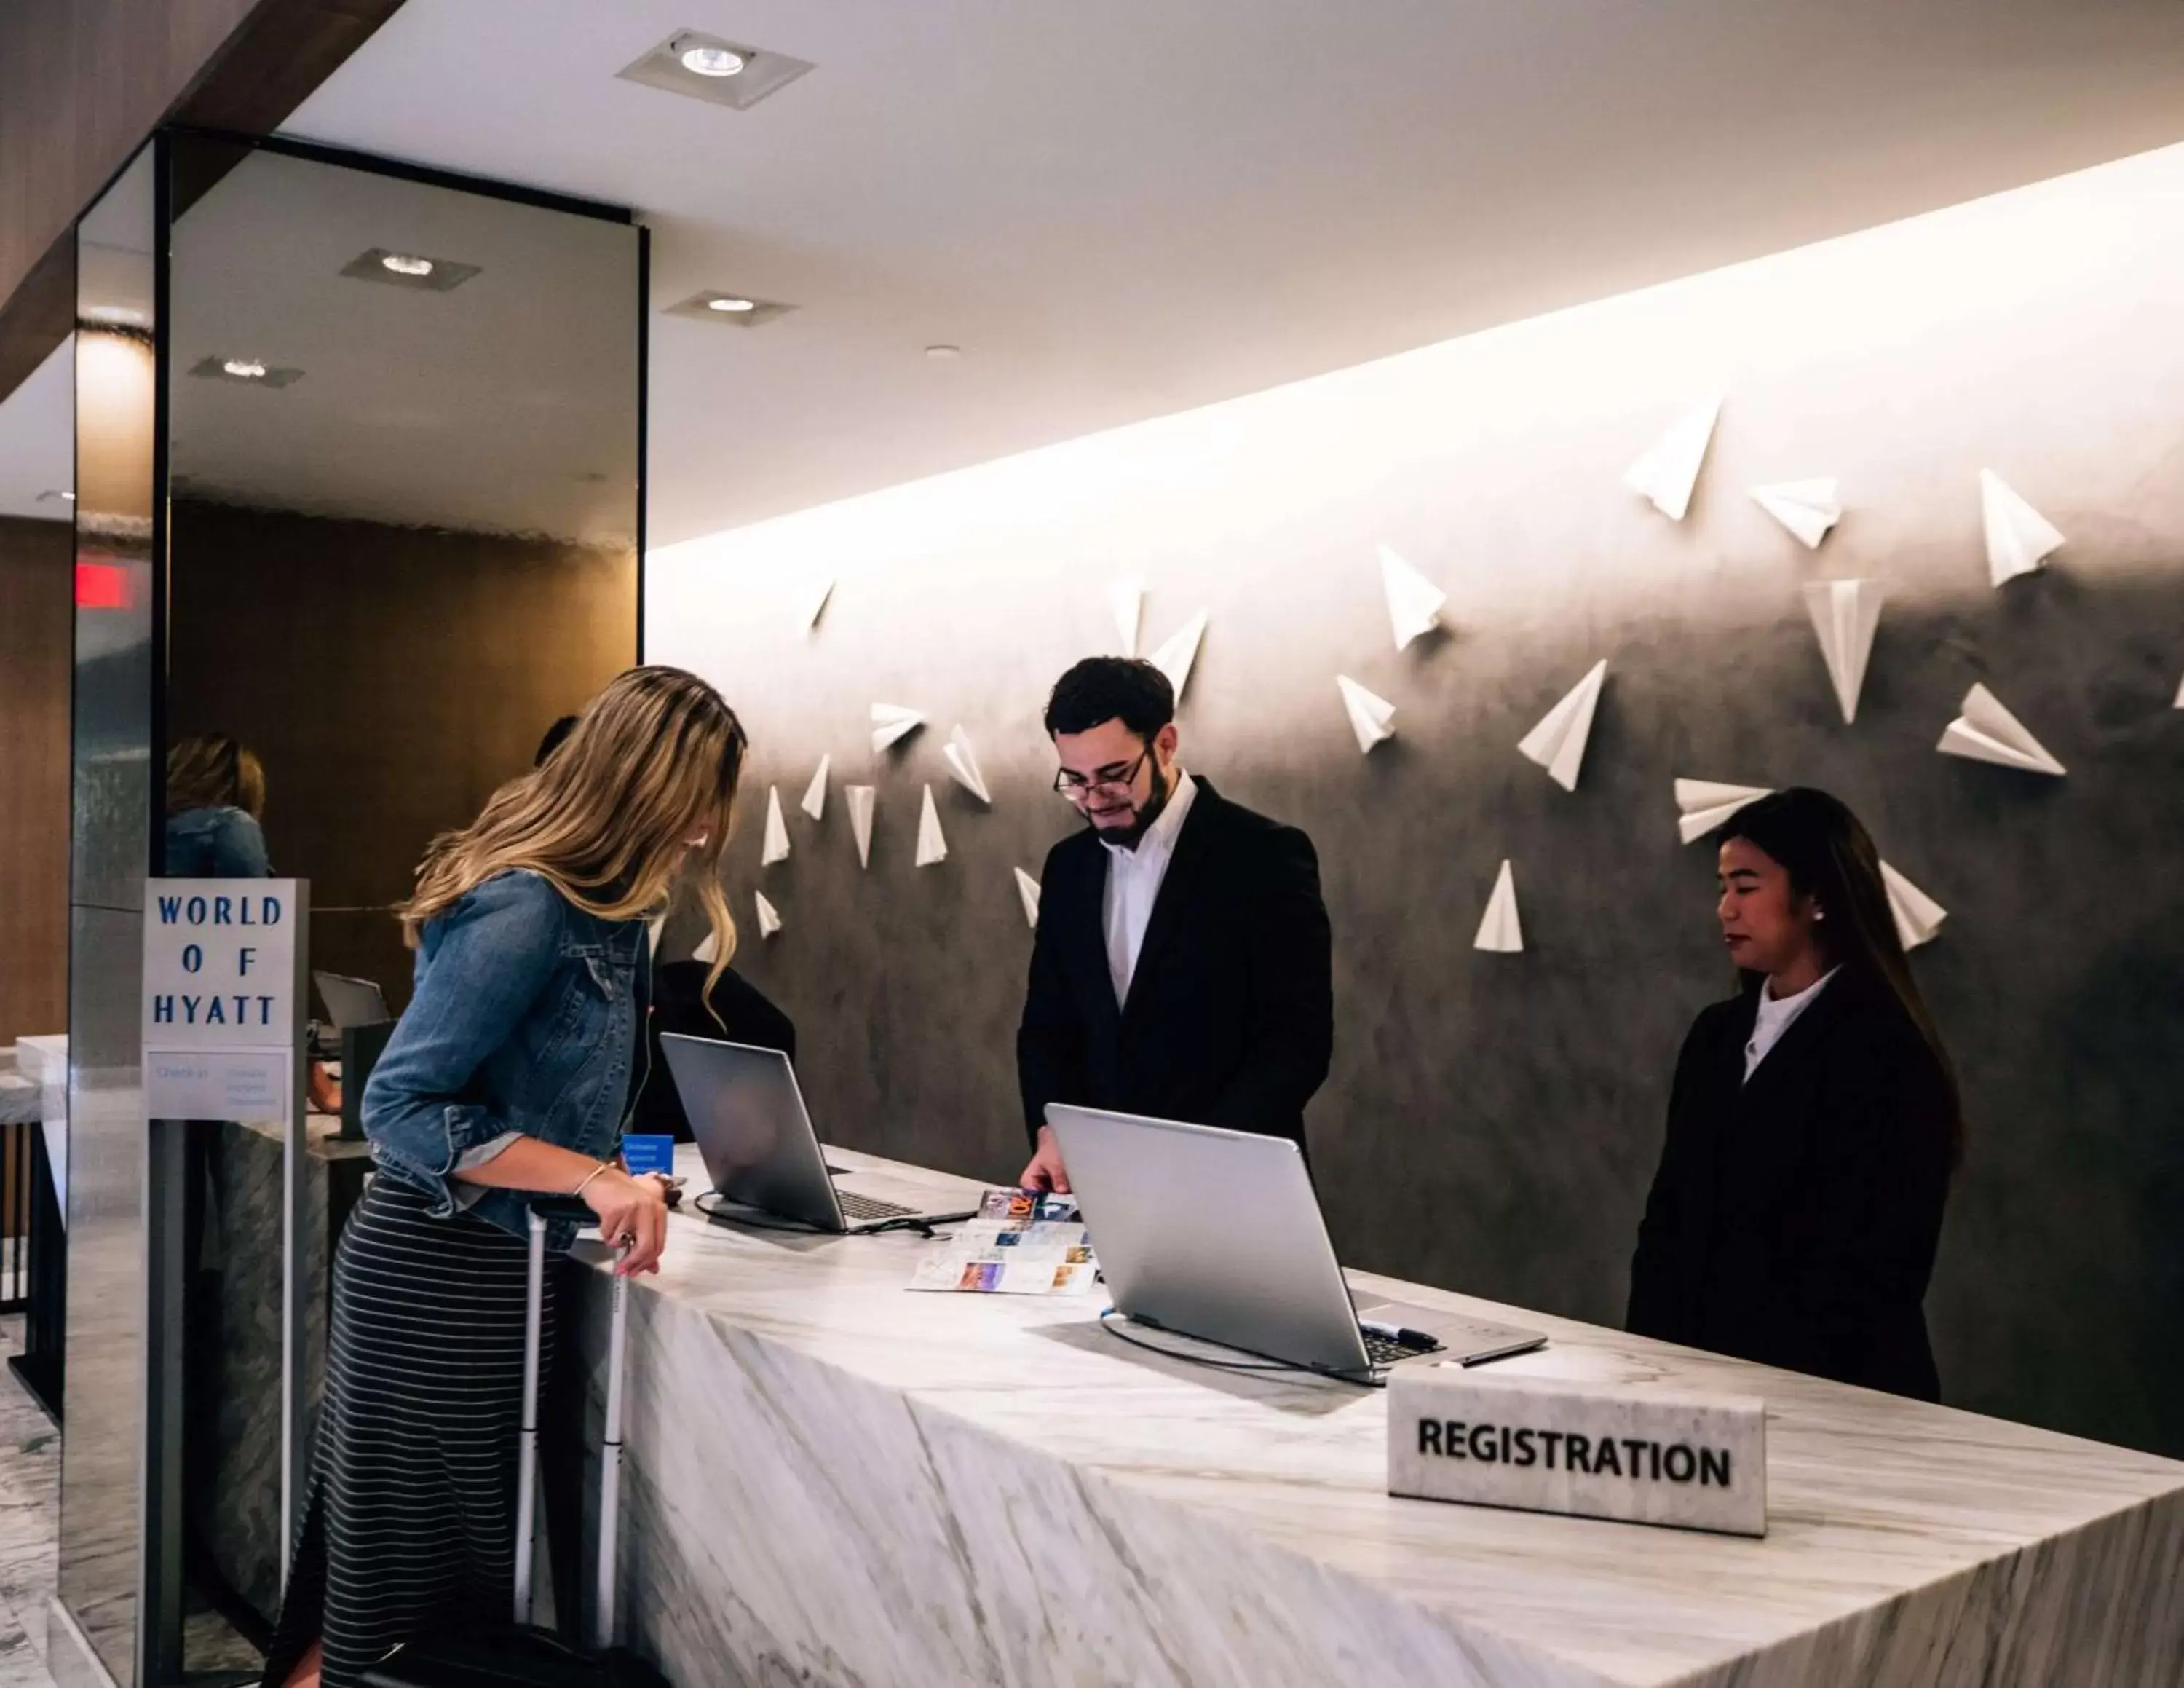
[555,1145,2183,1688]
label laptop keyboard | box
[1362,1330,1443,1368]
[836,1189,919,1222]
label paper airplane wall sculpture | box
[1750,478,1842,550]
[692,928,719,966]
[1675,778,1773,845]
[942,725,992,804]
[761,786,791,865]
[1013,867,1042,930]
[1473,861,1524,954]
[1517,659,1607,792]
[799,576,835,631]
[1936,683,2065,776]
[800,755,831,821]
[753,890,783,940]
[870,703,925,753]
[1110,577,1144,658]
[1624,395,1721,521]
[1335,676,1396,754]
[1880,861,1947,952]
[2175,671,2184,709]
[1979,469,2064,588]
[1803,579,1886,725]
[1379,546,1447,651]
[914,784,949,867]
[846,785,877,868]
[1148,610,1208,701]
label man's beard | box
[1085,764,1174,851]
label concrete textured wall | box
[649,143,2184,1457]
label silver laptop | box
[1047,1104,1546,1385]
[314,970,391,1031]
[661,1034,977,1234]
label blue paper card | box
[621,1133,675,1178]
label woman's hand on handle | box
[581,1167,670,1275]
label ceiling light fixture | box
[618,31,813,111]
[679,43,746,77]
[925,344,962,360]
[380,253,435,277]
[37,490,75,504]
[223,358,268,379]
[189,355,304,388]
[341,248,480,291]
[669,291,795,327]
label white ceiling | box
[19,0,2184,548]
[0,336,71,522]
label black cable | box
[1095,1308,1361,1381]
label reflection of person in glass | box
[164,732,271,877]
[1628,789,1961,1400]
[264,668,746,1688]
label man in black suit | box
[1017,657,1333,1191]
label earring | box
[1813,909,1826,921]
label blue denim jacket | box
[165,807,271,877]
[362,868,650,1248]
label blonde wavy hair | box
[167,733,266,819]
[401,667,748,991]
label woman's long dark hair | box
[1720,788,1964,1163]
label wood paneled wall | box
[0,0,406,406]
[165,501,637,1008]
[0,517,74,1044]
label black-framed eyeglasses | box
[1053,749,1150,803]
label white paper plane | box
[914,784,948,867]
[1517,659,1607,792]
[1880,861,1946,952]
[1936,683,2065,776]
[846,785,877,869]
[1624,395,1721,521]
[1335,676,1396,754]
[870,703,925,754]
[1750,478,1842,550]
[2175,671,2184,710]
[1013,867,1042,931]
[1110,577,1144,658]
[1803,579,1887,725]
[692,928,719,966]
[942,725,992,805]
[1148,610,1208,701]
[799,576,835,631]
[800,754,830,821]
[1473,860,1523,954]
[1379,546,1447,651]
[761,786,791,866]
[753,890,783,940]
[1979,469,2063,588]
[1674,778,1773,845]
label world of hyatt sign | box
[141,879,306,1124]
[1386,1367,1767,1537]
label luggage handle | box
[515,1207,631,1653]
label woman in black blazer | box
[1629,789,1961,1400]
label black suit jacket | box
[1627,969,1955,1400]
[1016,778,1333,1151]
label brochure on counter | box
[907,1188,1100,1295]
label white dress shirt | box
[1102,770,1198,1009]
[1743,968,1838,1081]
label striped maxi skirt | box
[263,1175,558,1688]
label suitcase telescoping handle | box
[514,1208,631,1652]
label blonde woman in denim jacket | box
[267,667,747,1688]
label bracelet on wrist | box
[571,1162,612,1199]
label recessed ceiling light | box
[925,344,962,360]
[189,355,304,388]
[679,43,745,77]
[668,291,795,327]
[341,248,481,292]
[618,31,813,111]
[37,490,74,504]
[83,304,148,328]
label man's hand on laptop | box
[1018,1126,1072,1195]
